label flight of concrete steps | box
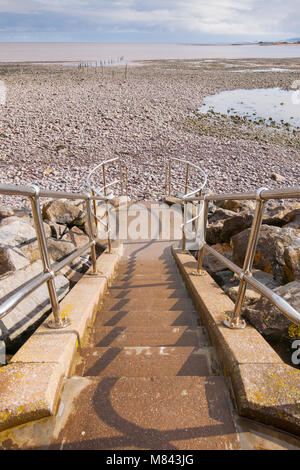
[52,240,240,450]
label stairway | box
[50,239,240,450]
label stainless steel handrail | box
[86,157,128,253]
[187,186,300,330]
[165,156,208,252]
[0,183,108,329]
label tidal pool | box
[197,88,300,130]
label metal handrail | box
[86,157,128,252]
[187,186,300,330]
[165,156,207,252]
[0,183,108,329]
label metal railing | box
[183,187,300,329]
[2,154,299,334]
[86,157,128,253]
[166,157,207,252]
[0,183,111,329]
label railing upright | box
[224,187,268,329]
[85,198,98,273]
[195,196,209,275]
[29,184,70,329]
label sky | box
[0,0,299,43]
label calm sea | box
[0,43,300,63]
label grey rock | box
[244,281,300,340]
[284,238,300,281]
[221,211,254,242]
[232,225,300,280]
[0,219,38,276]
[0,260,69,347]
[42,199,86,227]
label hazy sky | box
[0,0,298,42]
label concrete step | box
[77,346,212,377]
[97,308,200,327]
[107,286,190,299]
[49,376,240,450]
[100,296,196,312]
[116,262,180,275]
[112,278,185,288]
[115,273,182,283]
[93,326,209,348]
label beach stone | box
[42,199,86,227]
[232,225,300,280]
[244,281,300,340]
[271,173,285,182]
[0,260,69,349]
[284,238,300,281]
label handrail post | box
[86,197,98,273]
[194,196,209,275]
[181,201,187,252]
[119,160,124,196]
[224,187,268,329]
[91,189,98,233]
[102,163,107,197]
[185,163,189,195]
[168,159,171,196]
[125,167,128,196]
[29,184,70,329]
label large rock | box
[42,199,86,227]
[208,208,236,223]
[221,211,254,243]
[282,209,300,229]
[47,236,91,274]
[244,281,300,340]
[232,225,300,280]
[46,221,68,239]
[206,208,239,245]
[225,270,281,305]
[203,243,233,273]
[284,238,300,281]
[0,205,32,222]
[0,260,69,350]
[0,217,52,277]
[0,218,39,276]
[206,221,223,245]
[62,226,90,248]
[216,199,256,213]
[47,238,76,262]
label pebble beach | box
[0,57,300,205]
